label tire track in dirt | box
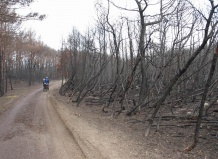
[0,82,87,159]
[48,83,107,159]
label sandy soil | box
[49,85,218,159]
[0,82,86,159]
[0,81,217,159]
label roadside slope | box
[49,87,163,159]
[49,84,218,159]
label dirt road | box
[0,81,160,159]
[0,82,141,159]
[0,83,88,159]
[3,82,213,159]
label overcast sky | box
[19,0,210,50]
[20,0,97,50]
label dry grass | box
[0,81,41,114]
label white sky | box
[18,0,211,50]
[19,0,97,50]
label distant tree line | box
[0,0,59,97]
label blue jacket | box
[44,78,49,84]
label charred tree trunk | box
[185,43,218,151]
[145,3,218,136]
[28,58,32,86]
[0,48,3,96]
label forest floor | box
[0,82,41,115]
[0,81,217,159]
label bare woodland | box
[0,0,217,155]
[0,0,58,96]
[59,0,218,151]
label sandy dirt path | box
[0,82,88,159]
[1,81,217,159]
[0,82,154,159]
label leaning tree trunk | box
[144,3,217,136]
[145,39,214,137]
[185,43,218,151]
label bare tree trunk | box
[0,47,6,96]
[134,0,163,104]
[145,4,218,136]
[137,3,147,103]
[5,61,7,93]
[127,20,134,70]
[28,58,32,86]
[185,43,218,151]
[0,48,3,96]
[9,75,13,90]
